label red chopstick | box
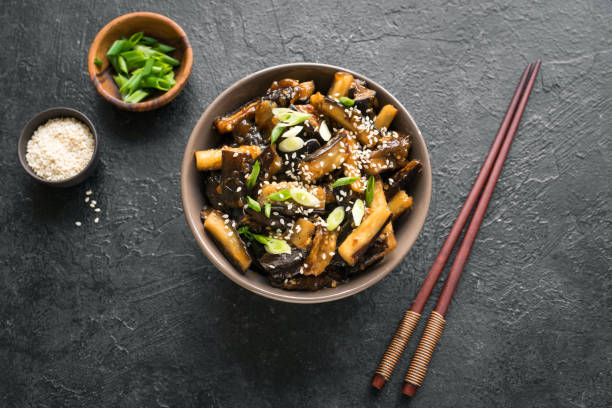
[402,60,541,397]
[371,63,535,390]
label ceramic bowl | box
[181,63,432,303]
[18,107,99,188]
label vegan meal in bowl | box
[194,71,422,291]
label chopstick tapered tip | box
[371,374,387,390]
[402,382,417,397]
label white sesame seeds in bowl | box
[18,108,99,188]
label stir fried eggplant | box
[203,209,252,273]
[195,71,422,290]
[214,100,259,133]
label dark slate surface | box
[1,1,611,407]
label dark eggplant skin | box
[302,131,345,162]
[218,151,252,207]
[232,119,265,147]
[204,171,224,210]
[243,207,293,229]
[264,79,299,107]
[385,159,423,199]
[260,248,307,278]
[349,86,378,115]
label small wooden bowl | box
[87,12,193,112]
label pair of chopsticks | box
[371,60,541,397]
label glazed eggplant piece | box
[204,171,224,210]
[361,178,398,267]
[242,207,292,230]
[338,206,392,266]
[265,79,315,106]
[195,145,261,171]
[258,182,326,210]
[214,100,259,133]
[298,132,349,183]
[203,209,252,273]
[349,80,378,115]
[310,92,380,147]
[328,72,354,99]
[260,248,307,277]
[255,100,277,131]
[253,144,283,189]
[364,133,411,175]
[216,151,252,207]
[385,159,423,199]
[388,191,413,220]
[232,120,265,146]
[302,226,338,276]
[374,104,398,130]
[342,137,366,193]
[289,218,316,249]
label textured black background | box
[2,1,611,407]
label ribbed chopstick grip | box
[373,310,421,383]
[403,311,446,389]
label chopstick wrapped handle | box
[402,311,446,396]
[372,310,421,389]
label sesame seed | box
[94,208,101,212]
[85,190,92,196]
[94,217,99,223]
[75,221,82,227]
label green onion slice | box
[319,120,332,142]
[117,55,128,74]
[263,237,291,255]
[128,31,143,46]
[94,57,103,68]
[326,207,345,231]
[267,189,292,202]
[339,96,355,107]
[246,160,260,190]
[289,187,320,207]
[264,201,271,218]
[238,226,291,254]
[278,136,304,153]
[107,39,127,56]
[271,108,311,126]
[352,199,365,226]
[270,124,286,144]
[123,89,148,103]
[281,125,303,139]
[365,175,375,207]
[331,176,359,188]
[246,196,261,212]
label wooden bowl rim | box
[87,11,193,112]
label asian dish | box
[195,72,422,291]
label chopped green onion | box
[352,199,365,226]
[94,57,103,68]
[128,32,143,46]
[271,108,311,126]
[247,160,260,190]
[140,36,158,46]
[365,175,375,207]
[289,187,321,207]
[326,207,345,231]
[278,136,304,153]
[264,201,271,218]
[155,43,176,53]
[142,57,155,76]
[270,124,286,144]
[113,74,128,88]
[120,50,147,70]
[117,55,128,74]
[263,237,291,255]
[246,196,261,212]
[107,39,127,56]
[239,226,291,254]
[280,125,303,139]
[134,44,157,58]
[339,96,355,107]
[156,53,180,66]
[331,176,359,188]
[319,120,332,141]
[267,189,291,201]
[123,89,149,103]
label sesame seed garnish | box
[75,221,82,227]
